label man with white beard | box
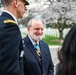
[23,18,54,75]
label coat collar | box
[3,10,17,23]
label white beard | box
[29,31,43,41]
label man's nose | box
[25,5,27,11]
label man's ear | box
[13,0,18,7]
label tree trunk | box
[59,31,63,40]
[58,28,64,40]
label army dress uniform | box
[0,12,24,75]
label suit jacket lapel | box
[39,41,45,69]
[25,36,42,66]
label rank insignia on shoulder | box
[4,20,17,24]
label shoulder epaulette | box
[4,20,17,24]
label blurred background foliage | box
[0,0,76,44]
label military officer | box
[0,0,29,75]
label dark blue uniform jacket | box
[0,12,23,75]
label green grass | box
[42,35,61,45]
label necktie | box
[34,44,41,57]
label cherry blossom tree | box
[18,0,76,39]
[0,0,74,39]
[41,1,76,39]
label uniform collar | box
[3,10,18,24]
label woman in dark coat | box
[56,25,76,75]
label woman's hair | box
[56,25,76,75]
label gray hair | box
[27,18,43,28]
